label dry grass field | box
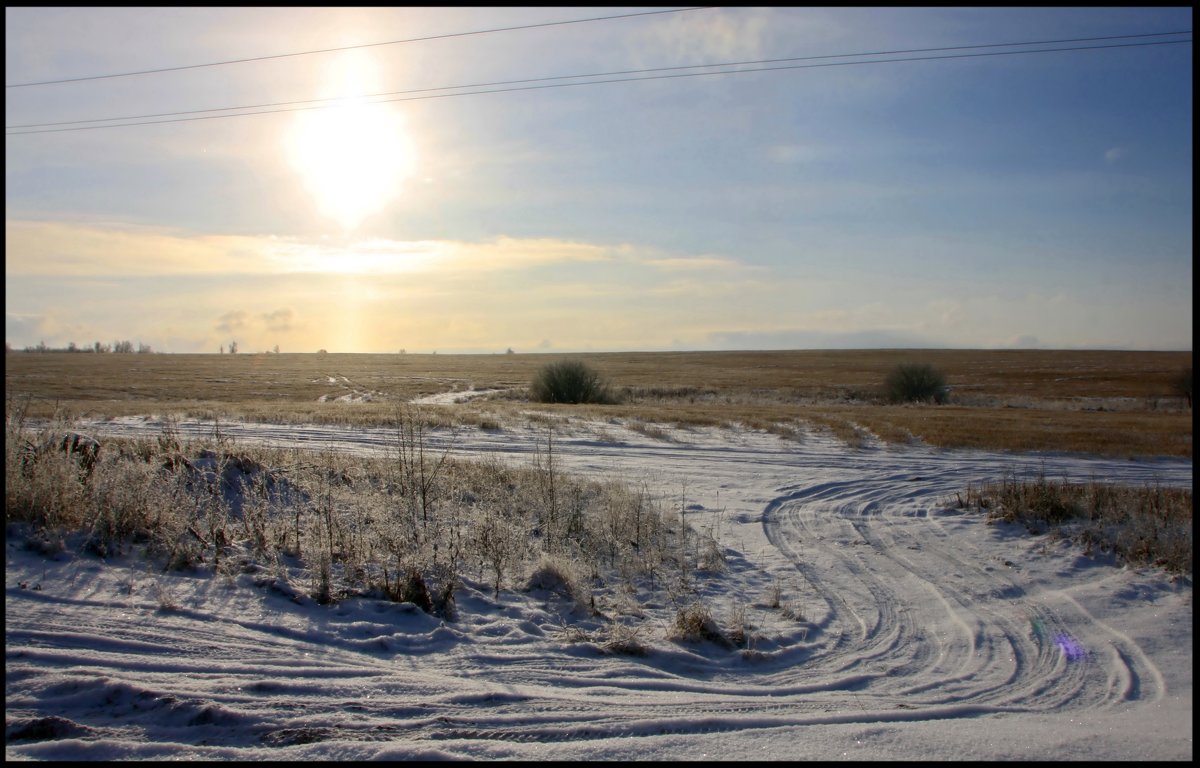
[5,349,1192,458]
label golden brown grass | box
[5,349,1192,458]
[961,473,1192,573]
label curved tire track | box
[761,469,1168,720]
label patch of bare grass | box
[626,420,675,442]
[961,472,1192,574]
[668,601,733,648]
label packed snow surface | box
[6,416,1193,760]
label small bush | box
[530,360,617,405]
[599,622,647,656]
[884,362,948,404]
[669,602,732,648]
[429,569,458,621]
[526,555,585,607]
[1173,367,1192,408]
[400,568,433,613]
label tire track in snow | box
[759,462,1171,721]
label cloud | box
[4,220,623,279]
[6,220,764,284]
[639,255,746,271]
[704,328,941,350]
[208,307,307,352]
[260,308,295,333]
[766,144,822,165]
[8,217,1187,353]
[3,309,121,350]
[1104,147,1124,164]
[215,311,249,335]
[625,7,772,66]
[5,313,46,345]
[5,221,280,277]
[1006,334,1041,349]
[925,299,965,328]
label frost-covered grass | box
[5,407,732,634]
[959,472,1192,573]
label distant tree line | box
[9,340,154,354]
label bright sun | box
[286,57,416,231]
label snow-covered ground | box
[6,415,1193,760]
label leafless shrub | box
[310,552,334,605]
[726,602,752,649]
[429,564,459,620]
[394,567,433,613]
[152,582,180,612]
[526,555,585,606]
[669,601,732,648]
[1172,367,1192,408]
[765,580,783,609]
[780,603,807,622]
[530,360,618,405]
[472,500,525,599]
[555,620,648,656]
[696,529,727,574]
[599,621,648,656]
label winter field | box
[5,350,1193,760]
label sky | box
[4,6,1193,354]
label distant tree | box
[67,341,78,352]
[137,343,153,354]
[398,348,406,355]
[220,345,225,354]
[93,341,109,354]
[229,340,238,354]
[506,347,515,355]
[113,340,134,353]
[273,344,280,354]
[317,349,327,355]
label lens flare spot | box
[1054,633,1088,662]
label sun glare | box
[286,56,416,231]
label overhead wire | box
[4,7,714,88]
[6,30,1192,132]
[5,34,1190,136]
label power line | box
[4,7,713,89]
[7,30,1191,131]
[6,37,1190,136]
